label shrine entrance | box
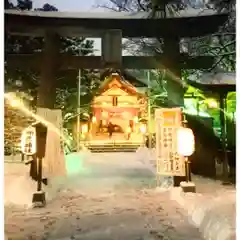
[4,9,228,181]
[86,72,147,147]
[96,118,125,140]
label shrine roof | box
[98,70,146,96]
[188,72,236,93]
[5,9,228,38]
[5,8,218,19]
[100,69,147,87]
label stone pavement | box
[5,153,204,240]
[5,188,205,240]
[4,152,236,240]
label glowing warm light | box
[81,133,85,138]
[82,124,88,134]
[127,126,131,133]
[122,111,131,119]
[11,99,21,107]
[21,126,37,155]
[83,112,89,117]
[177,127,195,157]
[102,111,108,118]
[92,116,96,123]
[133,116,138,123]
[4,93,68,145]
[206,98,218,108]
[140,124,146,134]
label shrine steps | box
[85,143,141,153]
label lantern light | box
[102,111,108,118]
[21,126,37,155]
[122,111,131,119]
[82,124,88,134]
[140,124,146,134]
[127,126,131,133]
[92,116,96,123]
[177,127,195,157]
[133,116,138,123]
[10,98,23,108]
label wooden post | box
[32,122,47,207]
[219,93,229,184]
[163,37,184,107]
[37,32,60,109]
[101,30,122,68]
[32,32,60,206]
[163,37,185,186]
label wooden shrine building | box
[88,72,147,144]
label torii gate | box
[5,10,228,187]
[5,10,228,109]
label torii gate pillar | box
[163,37,186,186]
[37,32,60,109]
[163,37,184,107]
[101,30,122,68]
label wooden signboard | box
[155,108,185,176]
[37,108,66,178]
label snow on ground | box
[171,187,235,240]
[5,150,205,240]
[135,147,236,240]
[136,147,173,188]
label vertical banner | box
[37,108,66,178]
[155,108,185,176]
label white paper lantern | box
[177,127,195,157]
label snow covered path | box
[5,152,204,240]
[135,147,236,240]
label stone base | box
[221,181,232,186]
[32,191,46,208]
[180,181,196,193]
[173,176,186,187]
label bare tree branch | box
[137,0,146,11]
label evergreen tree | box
[5,0,96,111]
[5,0,97,149]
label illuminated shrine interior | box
[77,73,148,144]
[75,72,236,144]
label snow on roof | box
[5,8,218,20]
[173,8,217,18]
[197,72,236,85]
[99,72,146,96]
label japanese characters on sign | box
[21,126,37,155]
[155,108,185,176]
